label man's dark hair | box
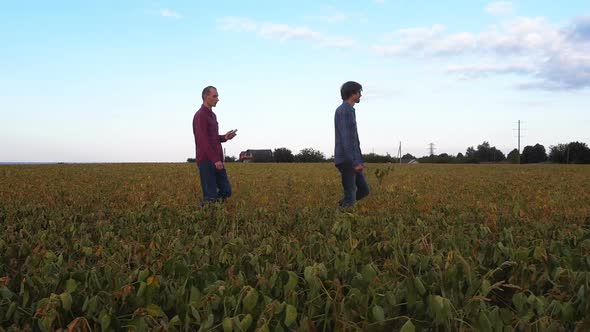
[202,86,216,100]
[340,81,362,100]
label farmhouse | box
[239,149,273,162]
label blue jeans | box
[336,162,370,207]
[197,161,232,203]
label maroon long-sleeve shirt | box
[193,105,227,164]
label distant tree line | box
[411,141,589,164]
[187,141,590,164]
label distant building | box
[239,149,273,162]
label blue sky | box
[1,0,589,162]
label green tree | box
[521,144,547,163]
[401,153,416,160]
[363,153,395,163]
[549,142,590,164]
[567,141,590,164]
[465,147,478,163]
[294,148,326,162]
[455,152,465,163]
[467,141,505,162]
[549,144,568,163]
[273,147,294,162]
[436,153,452,163]
[507,149,519,164]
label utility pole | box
[513,120,524,164]
[428,142,436,156]
[517,120,521,164]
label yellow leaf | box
[147,275,159,287]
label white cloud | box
[220,16,258,32]
[485,2,514,16]
[160,9,181,19]
[258,24,321,41]
[375,18,561,57]
[362,86,402,101]
[321,12,348,23]
[302,6,354,24]
[374,16,590,90]
[445,63,536,79]
[566,16,590,42]
[219,16,355,49]
[521,52,590,90]
[375,25,448,56]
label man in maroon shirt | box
[193,86,237,204]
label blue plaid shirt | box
[334,102,363,166]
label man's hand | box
[215,161,224,170]
[354,164,364,172]
[224,130,237,140]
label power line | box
[513,120,524,164]
[428,142,436,156]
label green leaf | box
[190,286,201,306]
[533,246,546,261]
[413,277,426,296]
[0,286,15,300]
[386,291,397,306]
[190,305,201,323]
[400,319,415,332]
[304,266,314,284]
[274,301,286,315]
[561,302,574,321]
[100,312,111,332]
[130,317,148,332]
[65,278,78,293]
[137,269,150,282]
[432,295,445,311]
[256,323,270,332]
[372,305,385,322]
[40,316,55,331]
[478,311,492,332]
[5,302,17,319]
[242,287,259,313]
[283,271,298,293]
[60,292,72,311]
[512,293,527,313]
[361,264,378,283]
[198,313,214,331]
[240,314,253,331]
[169,315,181,326]
[481,279,491,297]
[136,281,147,297]
[284,304,297,326]
[145,304,165,318]
[222,317,233,332]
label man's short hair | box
[202,86,216,100]
[340,81,362,100]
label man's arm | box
[336,110,358,166]
[208,122,225,169]
[196,114,221,164]
[351,115,363,168]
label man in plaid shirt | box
[193,86,237,205]
[334,81,370,208]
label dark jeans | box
[197,161,232,204]
[336,162,370,207]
